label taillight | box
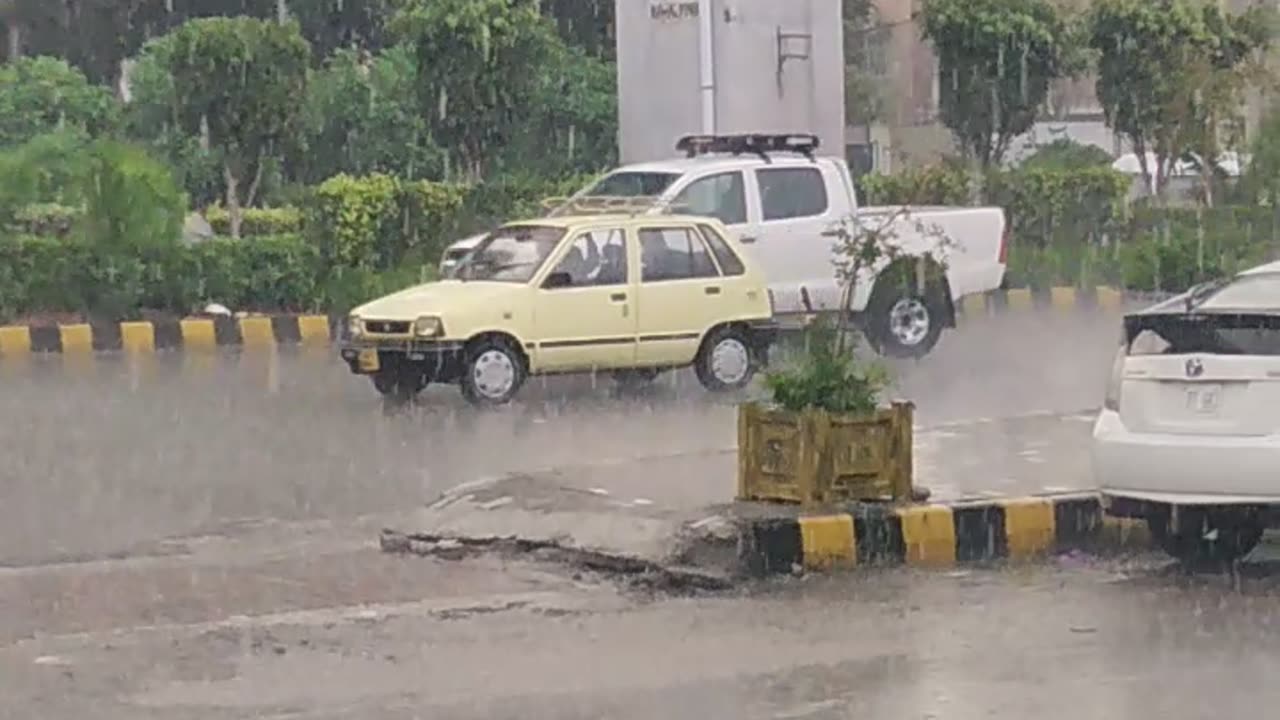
[1104,345,1125,411]
[998,225,1009,265]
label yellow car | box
[339,213,778,405]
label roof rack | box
[675,133,820,163]
[542,195,670,217]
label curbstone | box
[0,314,336,358]
[956,286,1173,322]
[736,493,1154,576]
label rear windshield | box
[584,171,679,198]
[1125,313,1280,356]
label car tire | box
[1148,508,1264,570]
[694,326,756,392]
[371,366,429,405]
[460,337,526,407]
[864,266,947,359]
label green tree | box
[499,41,617,176]
[300,46,443,184]
[541,0,614,59]
[391,0,557,180]
[844,0,887,128]
[160,16,309,237]
[124,35,224,208]
[1021,139,1114,170]
[1089,0,1270,202]
[921,0,1070,169]
[287,0,394,61]
[0,56,118,147]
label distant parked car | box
[341,211,777,406]
[1093,261,1280,566]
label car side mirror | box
[543,271,573,289]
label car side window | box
[639,227,720,282]
[545,228,628,288]
[756,167,828,221]
[670,172,747,226]
[697,224,746,277]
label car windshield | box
[582,171,680,198]
[455,225,566,283]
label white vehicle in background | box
[1093,262,1280,567]
[440,134,1008,358]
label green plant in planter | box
[764,316,889,415]
[763,207,952,408]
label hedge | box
[861,163,1279,293]
[204,205,303,236]
[0,233,434,322]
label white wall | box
[616,0,845,164]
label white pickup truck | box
[440,134,1007,357]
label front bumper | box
[1092,409,1280,509]
[339,338,466,381]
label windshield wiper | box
[1184,277,1232,311]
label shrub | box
[307,172,402,270]
[765,317,889,415]
[857,164,970,206]
[986,165,1130,250]
[10,203,81,238]
[204,205,304,236]
[79,140,186,255]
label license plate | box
[357,349,380,373]
[1186,385,1221,414]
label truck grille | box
[365,320,411,335]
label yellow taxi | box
[339,212,779,405]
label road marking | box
[897,505,956,567]
[120,322,156,353]
[1002,498,1056,559]
[799,515,856,571]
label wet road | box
[1,311,1121,567]
[7,305,1280,719]
[6,553,1280,719]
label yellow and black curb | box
[738,494,1152,575]
[0,315,335,357]
[957,286,1169,319]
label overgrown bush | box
[857,163,970,206]
[986,165,1130,251]
[204,205,304,236]
[307,172,402,269]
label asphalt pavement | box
[1,310,1120,568]
[8,305,1280,719]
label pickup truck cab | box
[441,134,1008,357]
[341,212,777,406]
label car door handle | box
[610,292,627,302]
[740,235,757,244]
[704,286,721,295]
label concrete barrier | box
[737,493,1152,576]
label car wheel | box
[694,326,756,392]
[1148,508,1264,570]
[864,272,947,359]
[371,366,429,405]
[460,337,526,406]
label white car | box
[441,134,1008,358]
[1093,261,1280,566]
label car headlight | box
[414,316,444,338]
[347,315,363,338]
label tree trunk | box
[6,19,20,60]
[224,164,242,239]
[245,153,266,210]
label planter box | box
[737,401,914,507]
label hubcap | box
[710,338,750,385]
[472,349,516,398]
[888,297,931,347]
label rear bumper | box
[1092,409,1280,508]
[339,339,466,380]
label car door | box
[634,224,725,367]
[531,226,637,372]
[746,165,841,314]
